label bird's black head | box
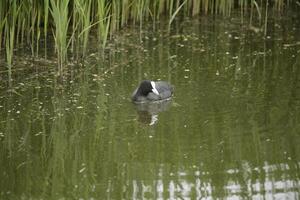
[132,80,157,102]
[137,80,153,96]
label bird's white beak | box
[151,81,159,95]
[152,88,159,95]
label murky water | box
[1,14,300,199]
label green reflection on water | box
[0,15,300,199]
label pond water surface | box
[0,14,300,199]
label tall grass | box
[50,0,70,75]
[0,0,292,77]
[4,0,18,86]
[72,0,93,56]
[169,0,187,27]
[97,0,111,48]
[0,1,5,50]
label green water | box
[1,15,300,199]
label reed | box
[5,28,13,87]
[30,3,37,56]
[0,0,291,77]
[96,0,111,48]
[50,0,70,75]
[264,0,269,36]
[80,0,92,56]
[110,0,121,34]
[5,0,18,86]
[36,2,42,55]
[44,0,49,44]
[0,0,5,50]
[169,0,187,27]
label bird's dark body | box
[131,80,173,103]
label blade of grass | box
[169,0,187,26]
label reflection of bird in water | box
[134,99,172,125]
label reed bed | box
[0,0,292,77]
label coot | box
[131,80,173,103]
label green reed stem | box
[5,0,19,86]
[50,0,70,75]
[97,0,111,48]
[264,0,269,36]
[169,0,187,27]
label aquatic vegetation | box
[0,0,295,77]
[72,0,93,56]
[4,0,18,86]
[170,0,186,25]
[96,0,111,48]
[50,0,70,75]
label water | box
[0,14,300,199]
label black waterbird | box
[131,80,174,103]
